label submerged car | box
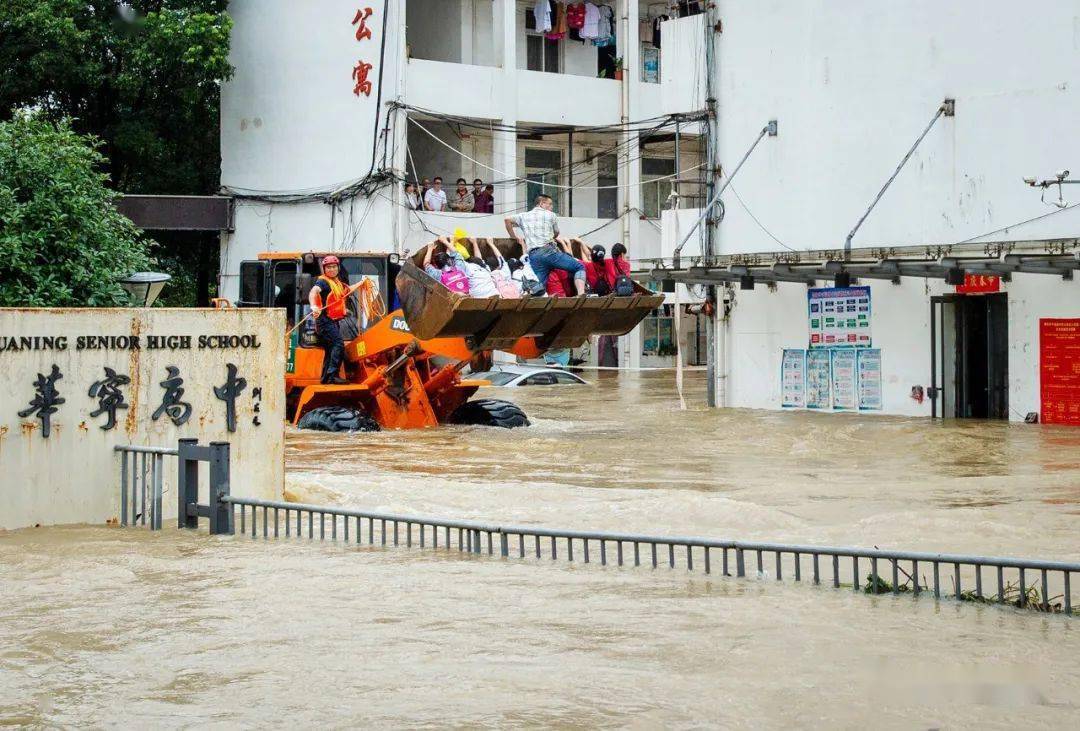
[471,365,589,387]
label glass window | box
[522,372,558,386]
[525,148,562,213]
[597,154,618,219]
[526,34,559,73]
[552,372,583,384]
[642,305,676,356]
[642,157,676,219]
[238,261,266,307]
[472,371,519,386]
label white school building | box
[220,0,1080,423]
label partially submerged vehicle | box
[235,238,661,431]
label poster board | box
[830,349,857,410]
[805,349,831,409]
[857,349,883,410]
[1040,318,1080,425]
[808,286,872,349]
[781,349,806,407]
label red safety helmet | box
[321,255,340,268]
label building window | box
[642,304,676,357]
[642,157,676,218]
[525,9,560,73]
[596,154,618,219]
[525,148,562,213]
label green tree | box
[0,0,234,304]
[0,113,152,306]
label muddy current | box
[2,372,1079,728]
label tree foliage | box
[0,113,151,306]
[0,1,233,305]
[0,0,233,194]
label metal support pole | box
[177,438,199,530]
[208,442,233,535]
[844,100,952,256]
[567,129,574,216]
[120,450,129,527]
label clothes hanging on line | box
[652,14,669,48]
[546,2,568,40]
[581,2,602,40]
[591,4,615,46]
[567,2,586,30]
[534,0,553,33]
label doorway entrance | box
[930,293,1009,419]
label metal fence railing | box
[217,496,1078,615]
[114,444,176,530]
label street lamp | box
[119,272,171,307]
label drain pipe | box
[672,120,777,270]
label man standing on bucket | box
[504,194,586,296]
[308,255,350,385]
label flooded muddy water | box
[2,373,1079,728]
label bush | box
[0,113,152,306]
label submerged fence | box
[114,444,173,530]
[220,495,1078,614]
[118,440,1080,614]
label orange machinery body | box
[285,308,541,429]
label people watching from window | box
[473,182,494,213]
[504,194,586,296]
[450,178,475,212]
[424,176,448,211]
[404,182,421,210]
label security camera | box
[1057,170,1071,181]
[1023,176,1037,185]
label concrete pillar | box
[494,0,518,214]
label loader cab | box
[237,252,402,340]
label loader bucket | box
[396,237,664,352]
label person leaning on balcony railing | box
[424,176,448,211]
[449,178,475,212]
[504,194,586,296]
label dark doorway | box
[930,293,1008,419]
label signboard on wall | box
[781,349,806,407]
[830,349,857,410]
[1040,318,1080,425]
[956,274,1000,294]
[805,349,831,409]
[857,349,883,410]
[807,287,872,348]
[0,308,286,530]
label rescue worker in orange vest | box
[308,255,350,384]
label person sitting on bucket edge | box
[504,193,586,296]
[308,255,350,385]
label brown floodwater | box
[2,372,1079,728]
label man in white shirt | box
[424,176,448,211]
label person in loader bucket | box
[308,255,350,385]
[504,194,586,296]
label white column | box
[493,0,518,214]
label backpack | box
[592,270,612,296]
[492,271,521,299]
[441,268,470,294]
[613,272,634,296]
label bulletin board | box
[1040,318,1080,425]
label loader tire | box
[450,399,530,429]
[297,406,381,433]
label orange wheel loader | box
[235,239,662,431]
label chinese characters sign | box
[351,7,376,97]
[6,333,266,439]
[807,286,872,349]
[956,274,1000,294]
[784,348,882,411]
[1040,318,1080,425]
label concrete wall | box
[0,309,285,531]
[721,274,1077,421]
[711,0,1080,254]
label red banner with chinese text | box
[956,274,1000,294]
[1040,318,1080,425]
